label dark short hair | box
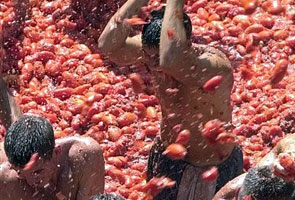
[91,193,125,200]
[4,115,55,167]
[142,7,192,48]
[238,166,295,200]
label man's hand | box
[273,152,295,182]
[257,134,295,182]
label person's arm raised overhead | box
[159,0,195,82]
[160,0,231,85]
[98,0,148,65]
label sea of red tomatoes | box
[1,0,295,199]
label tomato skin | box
[203,76,223,92]
[163,143,187,160]
[202,167,219,182]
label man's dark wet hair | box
[238,166,295,200]
[91,193,125,200]
[142,7,192,48]
[4,115,55,167]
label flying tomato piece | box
[202,166,219,182]
[176,129,191,145]
[203,75,223,92]
[124,17,147,25]
[163,143,187,160]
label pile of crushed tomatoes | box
[1,0,295,199]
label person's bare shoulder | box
[63,136,103,175]
[56,136,103,166]
[193,43,231,71]
[0,162,17,195]
[0,162,26,199]
[67,136,103,162]
[0,161,55,200]
[0,161,17,180]
[66,136,104,199]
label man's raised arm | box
[159,0,195,82]
[98,0,148,65]
[160,0,232,85]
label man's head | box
[91,193,125,200]
[142,7,192,53]
[238,166,295,200]
[4,115,56,187]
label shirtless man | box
[98,0,243,199]
[214,134,295,200]
[0,2,104,198]
[0,115,104,200]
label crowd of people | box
[0,0,294,199]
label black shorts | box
[147,138,243,200]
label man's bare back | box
[0,116,104,200]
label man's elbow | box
[97,34,116,55]
[97,38,109,54]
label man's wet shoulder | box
[57,136,99,147]
[0,162,19,182]
[66,136,102,161]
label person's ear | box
[23,153,39,171]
